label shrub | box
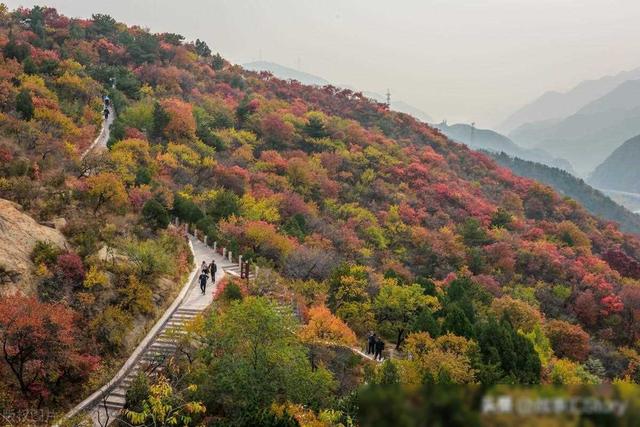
[91,305,133,352]
[142,198,170,231]
[32,240,61,266]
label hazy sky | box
[7,0,640,126]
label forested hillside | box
[3,6,640,425]
[490,152,640,234]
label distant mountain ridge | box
[435,122,575,174]
[500,67,640,133]
[509,79,640,175]
[588,134,640,194]
[243,61,433,123]
[243,61,330,86]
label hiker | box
[367,332,376,355]
[209,260,217,281]
[201,261,208,275]
[374,337,385,361]
[103,107,109,120]
[199,271,208,294]
[104,95,110,107]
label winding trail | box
[62,102,382,425]
[80,106,114,160]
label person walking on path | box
[374,337,385,361]
[209,260,217,282]
[199,271,208,295]
[201,261,209,275]
[103,107,109,120]
[367,332,376,355]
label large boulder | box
[0,198,67,294]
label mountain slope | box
[577,79,640,115]
[435,122,575,173]
[489,153,640,234]
[5,7,640,414]
[588,134,640,193]
[500,67,640,133]
[509,80,640,175]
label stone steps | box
[83,234,259,424]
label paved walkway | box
[63,234,234,426]
[80,106,113,160]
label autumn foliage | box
[4,7,640,412]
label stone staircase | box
[61,228,258,426]
[97,307,201,413]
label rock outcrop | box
[0,198,67,294]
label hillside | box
[588,134,640,193]
[500,66,640,132]
[4,6,640,424]
[489,152,640,234]
[244,60,434,123]
[435,121,575,173]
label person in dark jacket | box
[367,332,376,354]
[374,337,385,361]
[199,272,208,294]
[209,260,217,281]
[201,261,208,274]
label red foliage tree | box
[161,98,196,140]
[603,247,640,279]
[0,295,99,403]
[573,289,598,327]
[545,319,590,362]
[620,285,640,342]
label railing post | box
[213,241,217,252]
[228,251,233,262]
[222,247,227,258]
[204,235,208,246]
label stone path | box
[62,233,237,426]
[62,233,381,425]
[80,106,114,160]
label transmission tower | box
[470,122,476,145]
[386,89,391,107]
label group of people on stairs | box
[198,260,217,294]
